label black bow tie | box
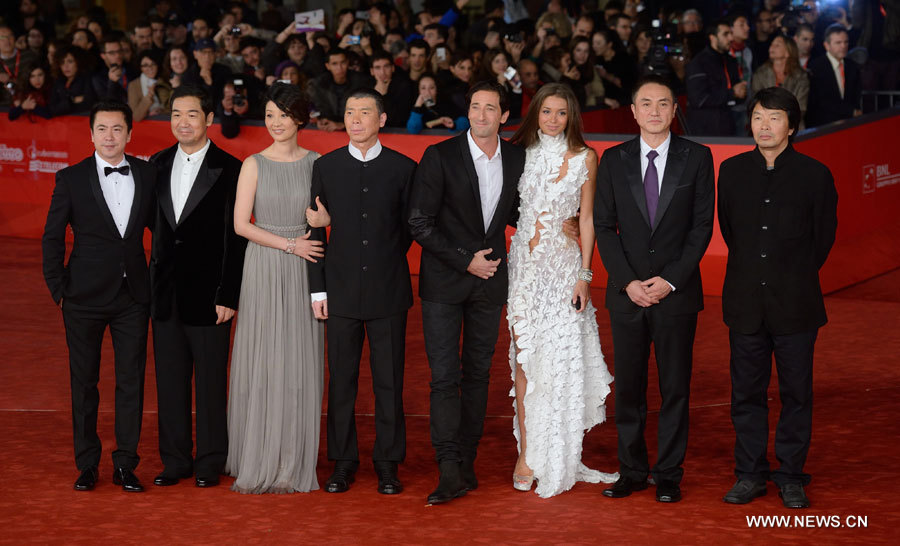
[104,165,130,177]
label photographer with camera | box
[406,74,468,134]
[1,24,38,107]
[219,74,263,139]
[91,36,137,103]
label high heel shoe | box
[513,473,535,491]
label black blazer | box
[149,140,247,326]
[805,55,861,128]
[594,134,715,315]
[308,146,417,320]
[408,132,525,305]
[42,154,156,306]
[717,145,837,335]
[685,46,743,136]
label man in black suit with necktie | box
[805,24,862,128]
[408,80,526,505]
[594,74,715,503]
[149,85,247,488]
[42,100,157,492]
[307,88,418,495]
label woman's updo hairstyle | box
[264,81,310,126]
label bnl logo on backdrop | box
[863,163,900,194]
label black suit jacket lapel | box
[156,145,178,230]
[122,154,143,239]
[653,136,689,233]
[457,133,485,234]
[178,141,222,225]
[622,137,651,227]
[87,156,123,238]
[486,139,518,237]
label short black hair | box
[408,38,431,57]
[265,81,311,125]
[747,87,802,138]
[99,35,121,53]
[169,84,215,117]
[90,100,133,131]
[136,49,162,67]
[134,19,151,31]
[631,74,676,103]
[327,48,348,62]
[345,87,386,116]
[423,23,449,41]
[823,23,849,43]
[706,18,730,38]
[238,36,265,52]
[369,49,393,66]
[466,80,509,114]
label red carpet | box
[1,236,897,544]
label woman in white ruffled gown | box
[507,83,617,497]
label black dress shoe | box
[375,462,403,495]
[112,468,144,492]
[74,467,98,491]
[426,461,467,505]
[602,476,649,498]
[461,460,478,491]
[723,479,767,504]
[779,483,810,509]
[154,469,191,487]
[195,474,220,488]
[325,462,358,493]
[655,480,681,503]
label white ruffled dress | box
[507,131,617,497]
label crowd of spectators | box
[1,0,898,136]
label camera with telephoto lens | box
[232,78,246,107]
[645,19,683,77]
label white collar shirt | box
[171,138,211,223]
[466,130,504,232]
[639,132,672,193]
[825,51,845,98]
[348,139,382,162]
[94,152,134,238]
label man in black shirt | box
[306,48,369,132]
[718,88,837,509]
[370,50,413,128]
[685,19,748,136]
[92,36,138,103]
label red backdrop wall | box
[1,113,898,295]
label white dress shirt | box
[638,133,676,291]
[171,138,211,223]
[310,140,386,303]
[348,139,382,162]
[825,51,845,98]
[94,152,134,238]
[466,130,504,232]
[639,132,671,193]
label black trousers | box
[730,326,817,487]
[62,281,149,471]
[422,284,503,464]
[609,307,697,484]
[152,301,232,476]
[326,311,407,463]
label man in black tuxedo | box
[594,74,715,503]
[805,24,862,128]
[42,101,156,492]
[719,88,837,509]
[408,81,526,505]
[307,88,417,495]
[149,85,247,488]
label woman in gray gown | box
[225,83,325,493]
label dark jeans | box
[62,281,149,471]
[730,326,818,487]
[422,284,503,464]
[609,308,697,484]
[326,312,407,464]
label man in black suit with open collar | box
[408,80,525,505]
[149,85,247,488]
[806,24,862,128]
[594,74,715,503]
[42,100,156,492]
[307,88,418,495]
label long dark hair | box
[510,83,587,152]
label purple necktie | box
[644,150,659,225]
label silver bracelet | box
[284,237,296,254]
[577,268,593,282]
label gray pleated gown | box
[225,152,324,494]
